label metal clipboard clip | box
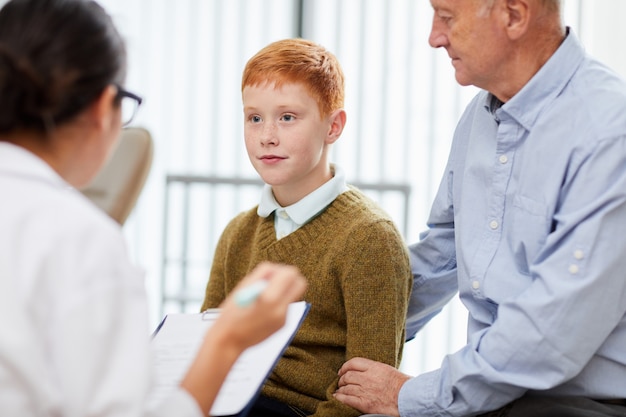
[201,308,221,321]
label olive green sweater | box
[201,189,412,417]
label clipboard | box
[148,301,310,416]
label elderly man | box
[334,0,626,416]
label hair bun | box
[0,0,126,134]
[0,44,54,133]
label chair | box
[80,126,154,225]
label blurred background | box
[21,0,626,376]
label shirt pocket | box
[509,194,552,271]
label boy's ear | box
[326,109,347,144]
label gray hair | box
[481,0,561,14]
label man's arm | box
[405,226,458,339]
[406,164,459,339]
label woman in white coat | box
[0,0,306,416]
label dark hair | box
[0,0,126,134]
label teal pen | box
[234,280,269,307]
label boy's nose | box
[260,124,278,146]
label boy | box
[201,38,412,417]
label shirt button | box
[472,280,480,290]
[568,264,579,274]
[499,154,508,164]
[489,220,499,230]
[573,250,584,260]
[278,211,289,220]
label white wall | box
[578,0,626,78]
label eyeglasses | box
[115,85,143,126]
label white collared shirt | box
[257,164,349,239]
[0,142,201,417]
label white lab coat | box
[0,142,201,417]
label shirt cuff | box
[398,369,441,417]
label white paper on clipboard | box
[148,301,309,416]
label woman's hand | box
[181,262,307,414]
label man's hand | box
[334,357,411,416]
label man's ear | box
[88,85,118,130]
[504,0,531,40]
[326,109,347,145]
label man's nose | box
[429,18,448,48]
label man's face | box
[429,0,508,90]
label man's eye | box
[437,11,452,24]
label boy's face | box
[243,81,340,206]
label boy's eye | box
[250,115,262,123]
[281,114,295,122]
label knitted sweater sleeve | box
[313,217,412,417]
[342,219,411,364]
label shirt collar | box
[484,27,584,130]
[257,163,348,224]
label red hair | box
[242,38,345,119]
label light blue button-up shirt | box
[402,30,626,416]
[257,164,349,239]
